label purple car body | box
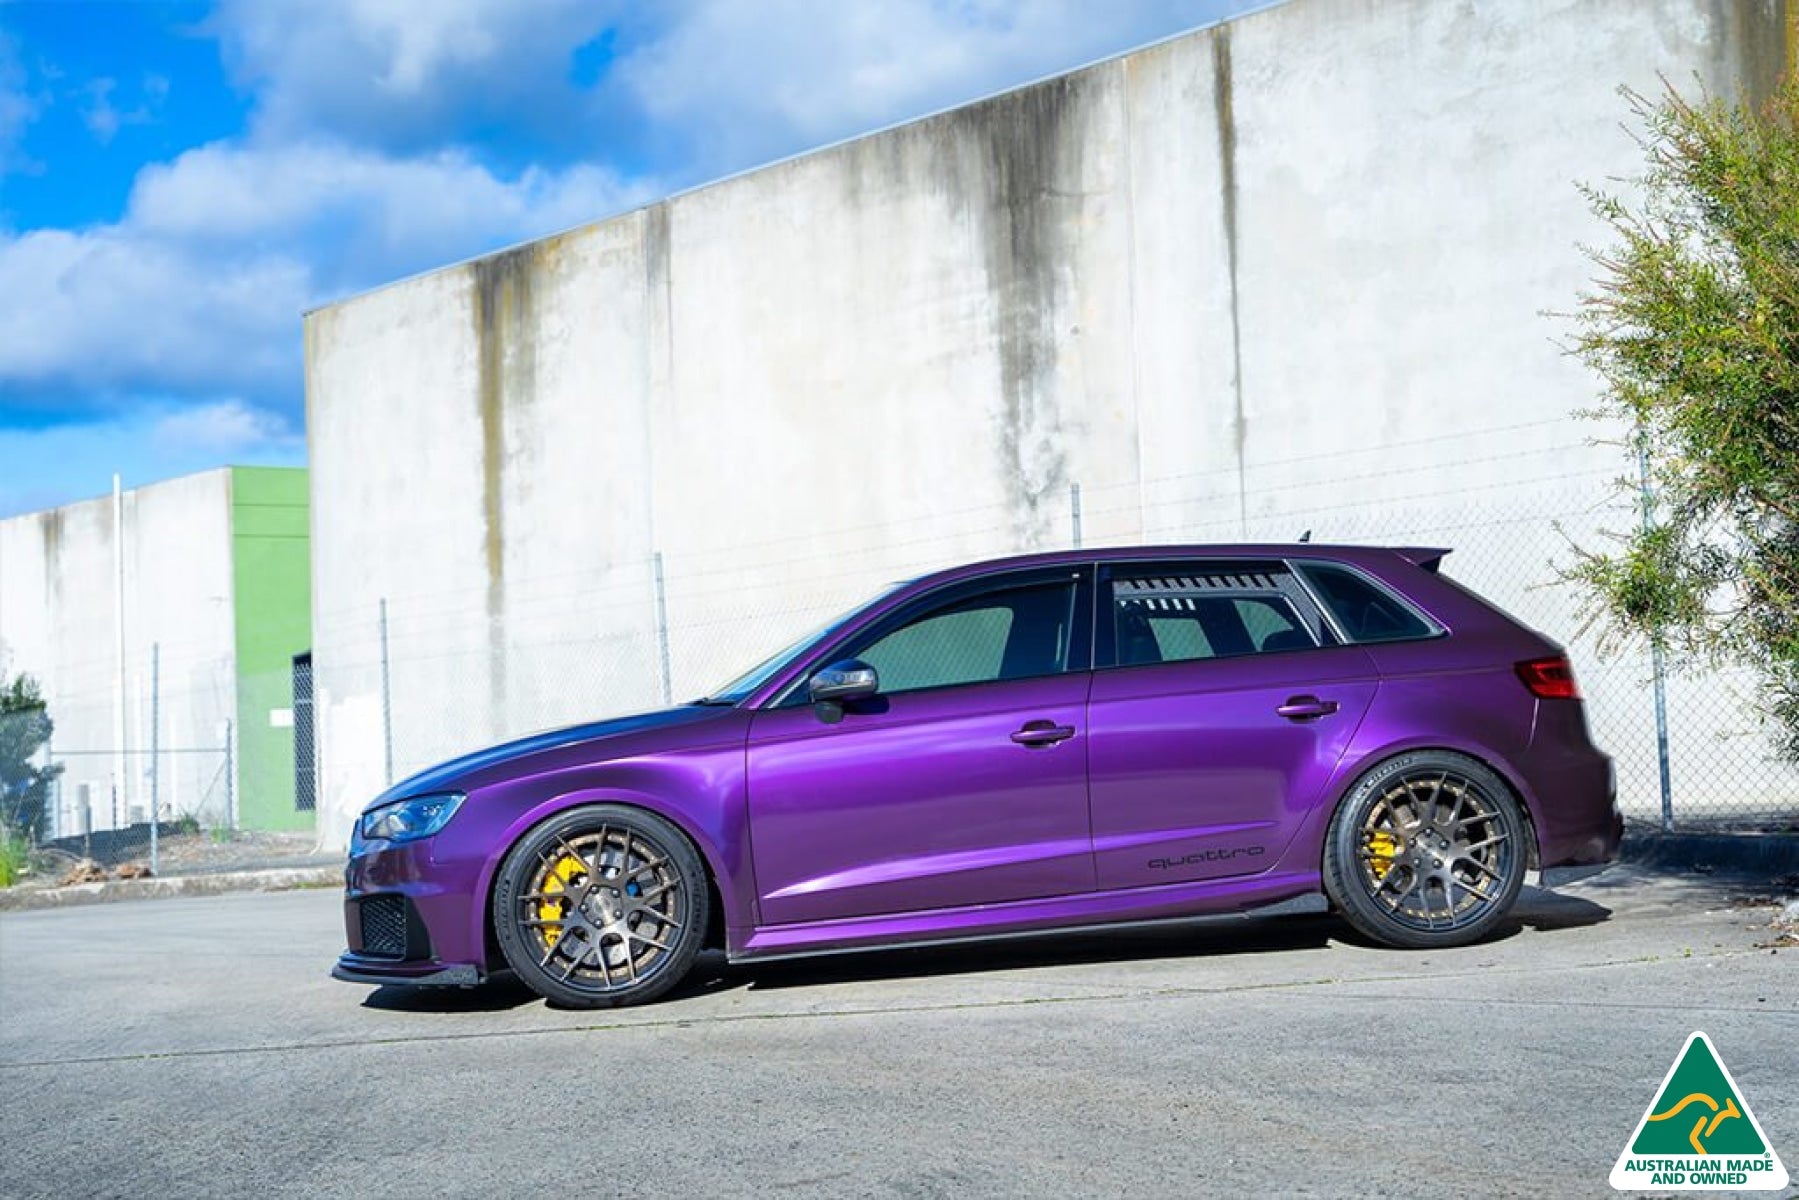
[334,544,1620,1005]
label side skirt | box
[730,870,1327,964]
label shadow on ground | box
[360,887,1615,1014]
[1509,884,1612,932]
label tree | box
[0,673,62,843]
[1566,75,1799,759]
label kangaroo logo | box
[1646,1091,1743,1156]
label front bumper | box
[333,836,489,989]
[332,955,484,987]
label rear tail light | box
[1516,655,1580,699]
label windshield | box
[698,580,909,705]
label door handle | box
[1011,721,1076,747]
[1276,695,1339,721]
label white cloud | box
[0,224,306,396]
[210,0,623,151]
[77,75,164,146]
[151,398,298,455]
[127,140,651,276]
[0,139,653,417]
[0,31,44,171]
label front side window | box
[1108,565,1324,666]
[703,580,911,703]
[850,581,1077,695]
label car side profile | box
[333,544,1621,1008]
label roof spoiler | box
[1394,546,1451,573]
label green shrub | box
[0,830,29,888]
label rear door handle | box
[1276,695,1339,721]
[1011,720,1076,747]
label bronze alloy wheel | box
[1323,751,1528,949]
[494,805,708,1008]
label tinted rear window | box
[1299,563,1437,643]
[1110,566,1324,665]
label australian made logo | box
[1610,1032,1788,1191]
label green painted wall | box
[229,467,312,832]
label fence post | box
[149,642,160,876]
[379,597,394,787]
[1638,439,1675,832]
[45,729,56,842]
[1070,482,1083,549]
[653,552,673,706]
[224,718,235,832]
[113,473,127,839]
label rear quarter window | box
[1299,562,1438,644]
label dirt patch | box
[9,831,336,893]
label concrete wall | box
[0,471,239,835]
[306,0,1796,849]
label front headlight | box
[360,792,465,843]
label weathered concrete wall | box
[306,0,1795,849]
[0,471,239,835]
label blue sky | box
[0,0,1249,517]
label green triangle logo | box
[1611,1032,1788,1191]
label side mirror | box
[808,659,879,704]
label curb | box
[0,866,342,913]
[1620,833,1799,878]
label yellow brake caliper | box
[537,855,588,950]
[1364,830,1400,884]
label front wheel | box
[1322,752,1528,949]
[492,804,708,1008]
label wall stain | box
[643,203,671,327]
[39,507,63,615]
[471,244,540,733]
[641,202,671,553]
[1212,26,1248,538]
[1720,0,1789,111]
[955,73,1086,548]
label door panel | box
[747,673,1093,926]
[1087,646,1378,889]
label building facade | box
[0,466,312,838]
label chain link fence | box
[303,429,1798,843]
[7,427,1796,885]
[0,648,325,885]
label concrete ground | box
[0,868,1793,1199]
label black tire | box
[492,804,709,1008]
[1321,751,1528,949]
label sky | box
[0,0,1255,518]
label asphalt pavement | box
[0,867,1794,1198]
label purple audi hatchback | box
[334,545,1621,1008]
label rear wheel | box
[1322,751,1528,949]
[493,804,708,1008]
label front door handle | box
[1276,695,1339,721]
[1011,720,1076,747]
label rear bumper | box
[1529,752,1623,868]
